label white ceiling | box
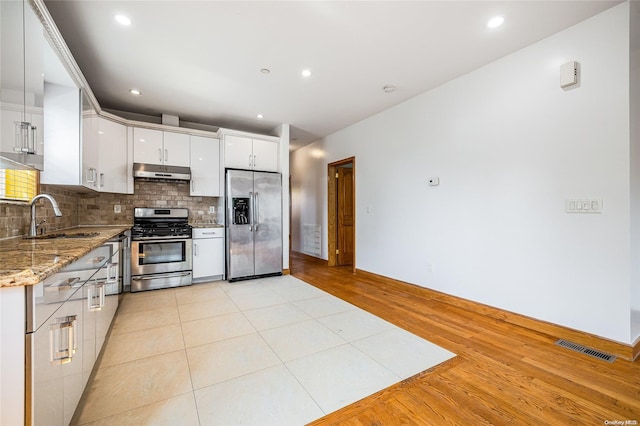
[43,0,620,150]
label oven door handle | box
[133,272,191,280]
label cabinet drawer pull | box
[106,263,118,283]
[88,284,105,311]
[49,315,77,365]
[86,167,95,184]
[29,125,38,154]
[51,277,81,289]
[159,148,162,162]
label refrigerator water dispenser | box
[232,198,251,224]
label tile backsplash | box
[1,180,222,239]
[0,184,79,239]
[78,180,221,225]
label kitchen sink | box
[24,232,101,240]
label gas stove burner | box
[132,207,192,240]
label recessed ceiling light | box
[257,114,264,119]
[115,14,132,26]
[382,85,396,93]
[487,16,504,28]
[301,69,312,78]
[260,68,271,74]
[129,88,141,95]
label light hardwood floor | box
[290,253,640,425]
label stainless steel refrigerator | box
[226,169,283,281]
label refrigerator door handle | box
[248,191,253,231]
[254,192,259,231]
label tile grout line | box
[174,288,198,424]
[79,276,453,425]
[223,279,337,417]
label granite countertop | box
[191,223,224,228]
[0,226,131,288]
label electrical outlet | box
[113,205,121,214]
[209,206,215,213]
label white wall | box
[274,123,290,270]
[630,0,640,344]
[291,3,636,344]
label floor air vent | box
[555,339,616,363]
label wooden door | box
[337,166,354,266]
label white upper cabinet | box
[81,112,99,189]
[40,84,82,187]
[97,117,130,193]
[44,107,132,194]
[224,135,253,169]
[190,135,220,197]
[251,138,279,172]
[224,134,278,172]
[163,131,190,167]
[132,127,163,164]
[133,127,190,167]
[0,0,45,169]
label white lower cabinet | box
[193,228,225,282]
[1,286,26,426]
[27,243,120,426]
[32,296,84,426]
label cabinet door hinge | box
[336,249,340,255]
[335,172,339,178]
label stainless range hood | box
[133,163,191,181]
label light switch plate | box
[566,198,602,213]
[113,205,121,214]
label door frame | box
[327,157,355,272]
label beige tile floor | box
[73,275,455,426]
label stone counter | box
[0,226,130,288]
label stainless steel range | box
[130,207,193,292]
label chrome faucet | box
[29,194,62,236]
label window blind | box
[0,169,39,201]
